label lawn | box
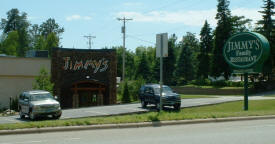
[1,100,275,130]
[183,84,243,89]
[180,94,217,99]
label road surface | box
[0,96,274,124]
[1,119,275,144]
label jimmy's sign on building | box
[51,48,117,109]
[223,32,270,73]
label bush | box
[33,68,54,93]
[117,78,146,103]
[210,80,227,87]
[11,96,19,111]
[121,80,131,103]
[129,78,145,101]
[190,78,211,86]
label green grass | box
[180,94,217,99]
[183,84,243,89]
[1,100,275,130]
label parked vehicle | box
[139,84,181,110]
[18,90,62,120]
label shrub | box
[33,68,54,93]
[121,80,131,103]
[11,96,19,112]
[210,80,227,87]
[190,78,211,86]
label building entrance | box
[71,81,105,108]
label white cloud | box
[232,8,261,24]
[116,8,262,27]
[66,14,92,21]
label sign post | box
[156,33,168,112]
[223,32,270,111]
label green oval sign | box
[223,32,270,69]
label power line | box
[127,34,155,45]
[83,34,96,49]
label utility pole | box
[84,34,96,49]
[117,17,133,81]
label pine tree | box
[212,0,233,79]
[135,52,150,80]
[163,34,177,85]
[175,42,193,84]
[197,21,213,79]
[257,0,275,74]
[121,80,131,103]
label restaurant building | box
[51,48,117,108]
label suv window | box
[19,94,24,100]
[30,93,53,101]
[24,94,30,101]
[139,86,145,94]
[145,87,153,94]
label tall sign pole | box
[223,32,270,111]
[117,17,133,81]
[156,33,168,112]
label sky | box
[0,0,264,52]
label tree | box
[135,52,150,80]
[175,42,193,84]
[163,34,177,85]
[1,31,19,56]
[257,0,275,75]
[29,24,41,49]
[231,16,252,33]
[212,0,233,79]
[39,18,64,38]
[0,8,29,33]
[0,8,30,57]
[34,35,47,50]
[33,68,54,93]
[121,80,131,103]
[197,21,213,79]
[45,33,59,56]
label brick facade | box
[51,48,117,108]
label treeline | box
[116,0,275,86]
[0,8,64,57]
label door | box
[78,91,91,107]
[144,87,154,103]
[78,91,99,107]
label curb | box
[1,115,275,135]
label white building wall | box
[0,57,51,108]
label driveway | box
[0,96,274,124]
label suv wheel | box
[52,114,61,119]
[29,111,36,120]
[19,110,25,119]
[141,100,147,108]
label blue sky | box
[0,0,263,51]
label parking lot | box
[0,96,274,124]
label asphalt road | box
[1,119,275,144]
[0,96,274,124]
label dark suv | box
[139,84,181,110]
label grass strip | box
[1,100,275,130]
[180,94,217,99]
